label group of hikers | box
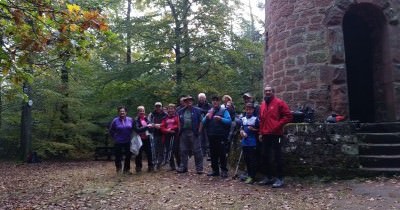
[108,85,293,188]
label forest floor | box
[0,160,399,209]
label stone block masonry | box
[264,0,400,122]
[282,123,360,177]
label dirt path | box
[0,161,399,209]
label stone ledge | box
[282,122,359,177]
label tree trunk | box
[60,63,69,124]
[182,0,190,59]
[0,84,2,129]
[168,0,191,96]
[249,0,256,42]
[126,0,132,64]
[20,83,32,161]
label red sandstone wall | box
[264,0,400,121]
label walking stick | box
[149,133,156,166]
[233,150,243,179]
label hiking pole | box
[233,150,243,179]
[149,133,156,166]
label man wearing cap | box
[258,85,292,188]
[176,95,204,174]
[148,102,167,170]
[202,95,232,178]
[242,92,260,117]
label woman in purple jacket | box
[109,106,134,174]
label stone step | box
[359,167,400,172]
[359,143,400,156]
[359,155,400,168]
[357,132,400,144]
[355,122,400,133]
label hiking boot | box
[148,167,155,172]
[258,177,275,185]
[239,174,248,182]
[244,177,254,184]
[196,171,204,175]
[176,168,188,173]
[123,171,133,175]
[272,179,284,188]
[220,171,228,178]
[155,164,160,170]
[135,167,142,173]
[207,171,219,176]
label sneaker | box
[272,179,284,188]
[239,174,248,182]
[258,177,275,185]
[135,167,142,173]
[244,177,254,184]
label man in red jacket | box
[258,85,292,188]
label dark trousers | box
[256,140,264,174]
[135,138,154,170]
[199,129,209,157]
[114,142,132,172]
[208,135,228,173]
[154,134,164,166]
[165,134,180,169]
[243,146,257,179]
[262,135,283,179]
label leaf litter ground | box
[0,161,399,209]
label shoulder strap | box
[215,107,226,116]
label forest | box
[0,0,265,161]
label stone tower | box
[264,0,400,122]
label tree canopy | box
[0,0,265,160]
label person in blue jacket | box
[239,103,260,184]
[176,95,204,174]
[202,95,232,178]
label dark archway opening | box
[343,4,386,122]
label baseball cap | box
[154,102,162,106]
[183,95,194,101]
[243,92,252,98]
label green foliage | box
[34,141,76,160]
[0,137,19,159]
[0,0,111,95]
[0,0,266,160]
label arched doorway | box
[343,3,388,122]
